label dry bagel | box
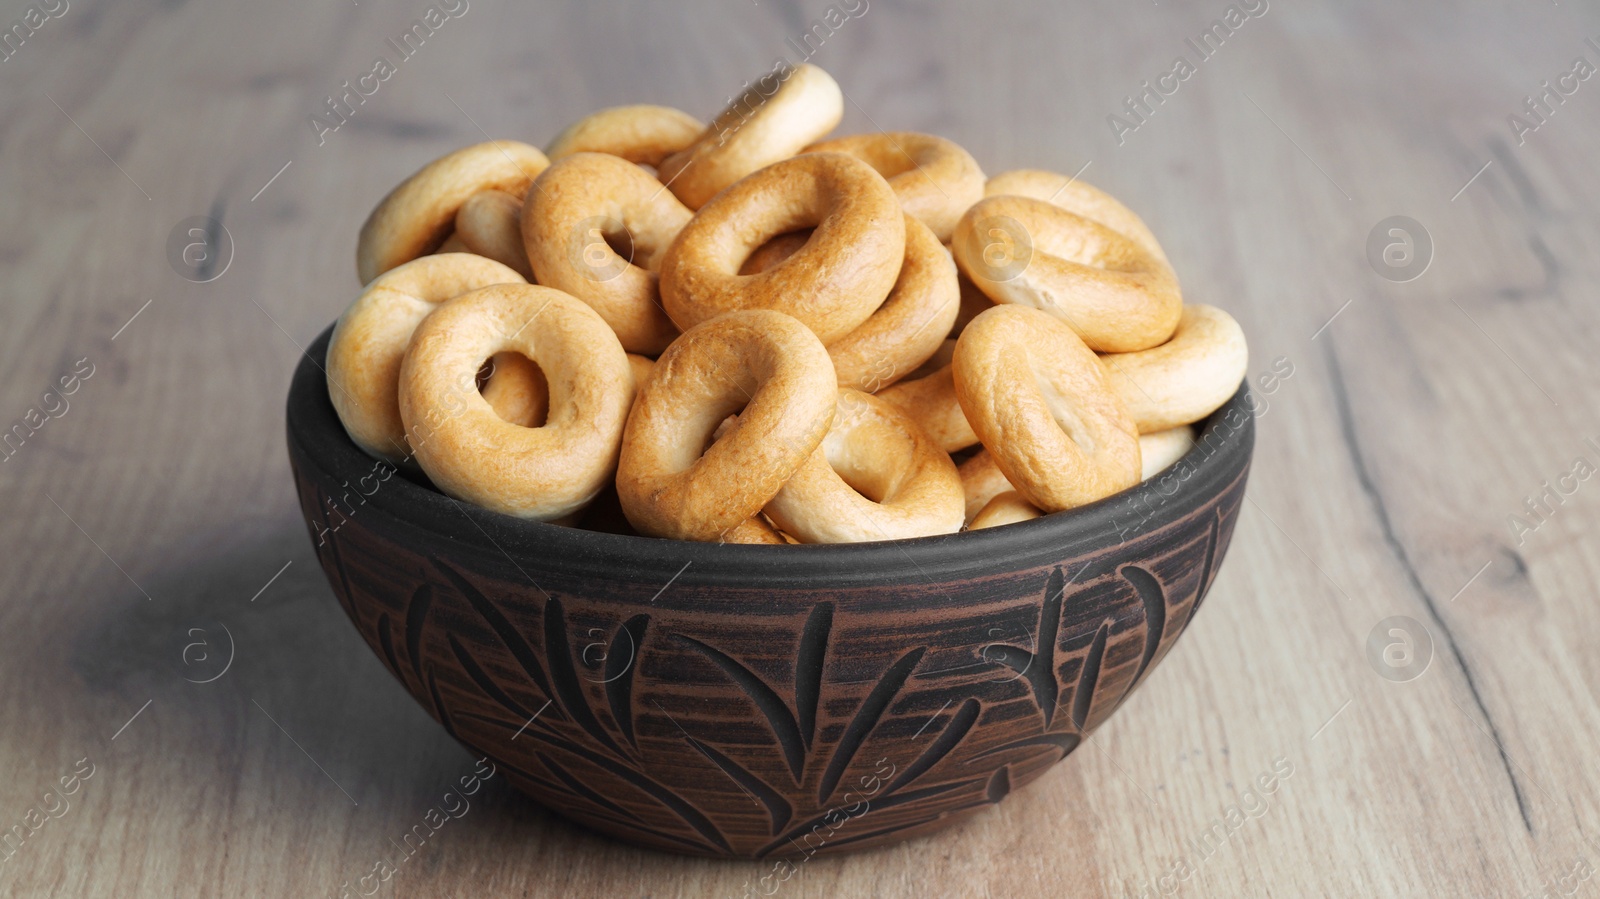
[968,491,1042,530]
[952,195,1181,353]
[455,189,533,280]
[736,215,959,391]
[357,140,549,284]
[765,389,963,542]
[330,64,1248,546]
[984,169,1170,264]
[958,449,1013,524]
[398,283,634,520]
[327,253,531,464]
[522,152,692,354]
[806,132,985,241]
[953,304,1141,511]
[616,309,837,541]
[659,152,905,344]
[876,364,980,454]
[657,63,843,209]
[1099,304,1248,432]
[1139,425,1197,480]
[546,105,703,169]
[831,215,959,391]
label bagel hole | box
[949,444,983,466]
[1036,220,1129,270]
[738,228,814,276]
[602,227,637,266]
[869,153,918,180]
[478,352,549,428]
[707,411,740,450]
[698,403,758,460]
[837,469,888,504]
[823,431,906,505]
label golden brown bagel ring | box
[958,449,1014,524]
[697,421,797,545]
[327,253,530,464]
[876,364,978,454]
[545,105,703,169]
[827,216,959,392]
[1139,425,1196,480]
[357,140,549,284]
[616,310,837,541]
[968,492,1042,530]
[455,189,533,280]
[983,169,1170,264]
[953,305,1141,512]
[659,152,905,344]
[398,284,634,520]
[805,132,984,242]
[657,63,843,209]
[435,233,469,254]
[952,195,1181,353]
[736,216,958,392]
[765,389,963,543]
[522,152,692,355]
[1099,304,1249,432]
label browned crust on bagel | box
[806,132,985,241]
[546,105,703,168]
[357,140,549,284]
[616,309,837,541]
[659,153,905,344]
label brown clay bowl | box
[286,326,1253,859]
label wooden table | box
[2,1,1596,895]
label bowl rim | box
[287,326,1254,589]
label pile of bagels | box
[325,63,1248,545]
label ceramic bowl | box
[286,327,1253,859]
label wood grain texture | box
[1,0,1597,896]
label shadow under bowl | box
[286,326,1254,859]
